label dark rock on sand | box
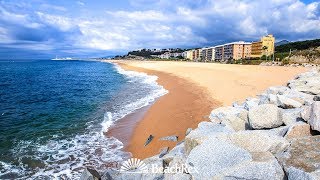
[144,135,154,146]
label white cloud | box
[0,0,320,54]
[77,1,85,6]
[36,12,75,31]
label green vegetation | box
[276,39,320,53]
[127,48,186,58]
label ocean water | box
[0,60,167,179]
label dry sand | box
[106,60,307,159]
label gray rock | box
[277,95,303,109]
[164,157,189,176]
[264,86,289,95]
[301,105,312,121]
[282,108,303,126]
[282,89,315,106]
[159,147,169,158]
[164,173,191,180]
[259,94,278,105]
[285,122,311,139]
[220,114,250,131]
[80,168,101,180]
[285,167,320,180]
[162,142,186,163]
[159,136,178,142]
[101,168,142,180]
[258,93,270,105]
[219,130,289,154]
[185,128,192,136]
[184,122,234,154]
[269,94,278,105]
[217,152,284,180]
[142,156,165,180]
[277,136,320,180]
[308,101,320,132]
[186,138,252,179]
[244,98,260,111]
[314,95,320,101]
[145,135,154,146]
[288,71,320,95]
[209,106,248,122]
[265,126,290,137]
[248,104,283,129]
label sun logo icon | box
[120,158,148,173]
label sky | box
[0,0,319,59]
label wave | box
[101,64,168,133]
[0,62,168,179]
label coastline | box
[105,60,307,159]
[107,62,219,159]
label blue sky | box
[0,0,319,59]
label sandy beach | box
[106,60,307,159]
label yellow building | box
[251,34,275,58]
[186,50,194,60]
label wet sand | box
[106,60,307,159]
[107,63,219,159]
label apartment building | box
[215,45,224,61]
[186,50,194,60]
[201,47,215,62]
[251,34,275,58]
[222,41,252,61]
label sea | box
[0,60,167,179]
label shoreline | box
[105,60,307,159]
[107,62,219,159]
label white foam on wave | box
[100,64,168,133]
[5,133,130,179]
[1,63,168,179]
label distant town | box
[119,35,275,62]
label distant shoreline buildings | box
[185,34,275,62]
[125,34,275,62]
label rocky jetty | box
[80,68,320,180]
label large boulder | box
[282,89,315,106]
[277,95,303,109]
[209,106,248,122]
[219,130,289,155]
[164,173,192,180]
[216,152,284,180]
[285,122,312,139]
[282,108,303,126]
[259,94,278,105]
[288,71,320,95]
[186,138,252,179]
[243,98,260,111]
[265,126,290,137]
[264,86,289,95]
[301,105,312,121]
[248,104,283,129]
[184,122,234,154]
[210,106,249,132]
[220,115,250,132]
[162,142,186,163]
[277,136,320,180]
[308,101,320,132]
